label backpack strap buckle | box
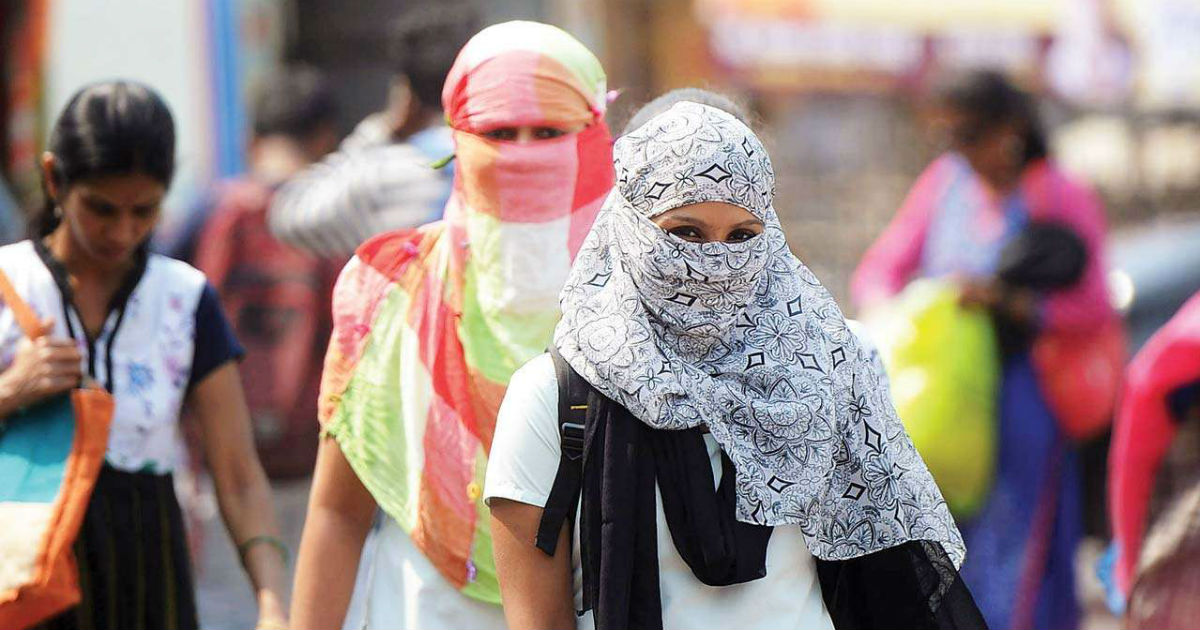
[561,420,586,461]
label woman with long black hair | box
[0,81,288,630]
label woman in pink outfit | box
[852,70,1117,630]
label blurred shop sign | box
[695,0,1058,91]
[696,0,1200,110]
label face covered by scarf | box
[317,21,612,604]
[555,102,964,565]
[442,21,613,334]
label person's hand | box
[0,320,82,413]
[384,78,415,139]
[958,279,1037,323]
[252,553,289,630]
[999,285,1038,324]
[958,278,1003,310]
[255,612,288,630]
[255,587,288,630]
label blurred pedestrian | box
[1109,291,1200,629]
[487,98,984,630]
[193,65,340,480]
[852,70,1118,630]
[288,21,614,630]
[266,4,478,258]
[0,81,288,630]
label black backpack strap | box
[553,348,588,461]
[536,347,590,556]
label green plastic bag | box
[865,279,998,518]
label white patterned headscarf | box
[554,101,965,565]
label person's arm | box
[289,434,377,630]
[283,252,381,629]
[490,500,575,630]
[484,355,576,629]
[189,362,289,629]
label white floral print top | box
[0,240,242,473]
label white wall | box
[45,0,213,218]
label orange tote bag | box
[0,268,114,629]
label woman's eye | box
[533,127,566,140]
[483,128,518,141]
[134,205,160,220]
[667,226,704,242]
[726,229,759,243]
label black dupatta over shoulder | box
[537,349,987,630]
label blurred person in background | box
[0,81,287,630]
[266,3,478,258]
[193,64,340,481]
[1108,291,1200,629]
[852,70,1117,630]
[288,21,614,630]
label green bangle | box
[238,535,290,567]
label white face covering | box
[555,101,965,565]
[617,206,770,344]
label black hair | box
[33,81,176,238]
[932,69,1048,165]
[251,65,338,140]
[621,88,753,136]
[387,3,480,111]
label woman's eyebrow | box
[734,218,765,228]
[82,191,164,208]
[80,192,117,207]
[661,213,710,227]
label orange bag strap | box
[0,267,45,340]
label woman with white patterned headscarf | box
[485,100,987,630]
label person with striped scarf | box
[288,21,614,630]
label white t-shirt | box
[484,354,835,630]
[342,513,506,630]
